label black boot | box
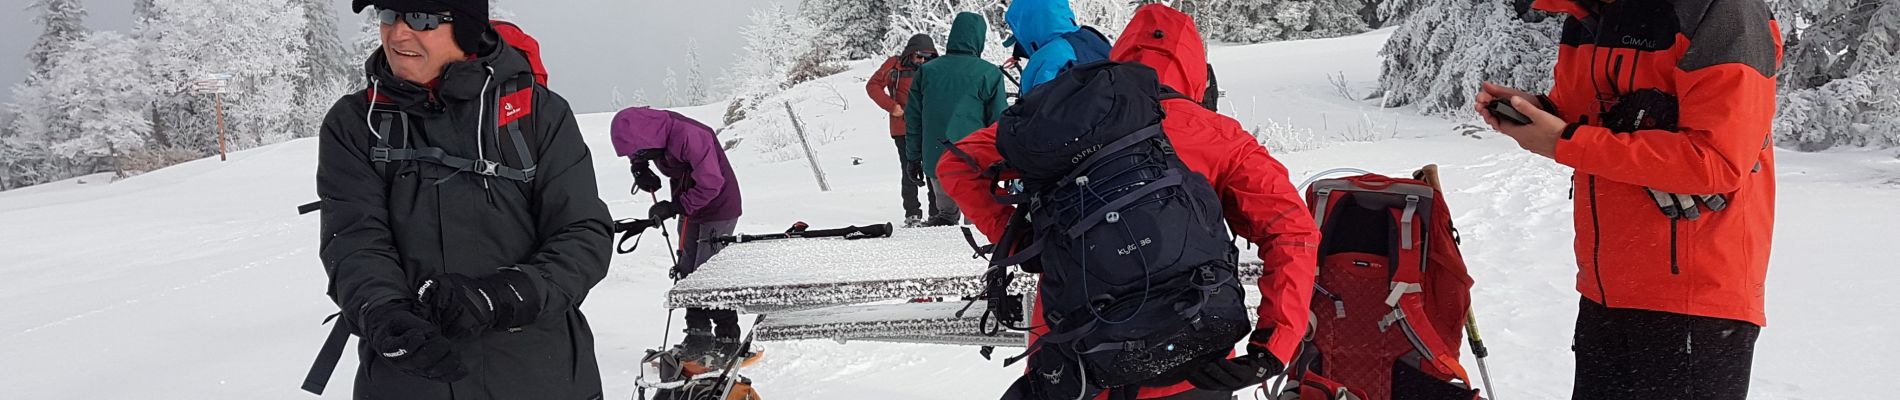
[678,328,717,360]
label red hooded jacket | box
[1534,0,1781,326]
[866,57,919,137]
[938,5,1319,398]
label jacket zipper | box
[1590,176,1607,302]
[1670,218,1681,275]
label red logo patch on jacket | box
[499,88,533,126]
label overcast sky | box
[1,0,798,114]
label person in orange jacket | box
[867,34,939,225]
[1478,0,1781,398]
[939,5,1319,399]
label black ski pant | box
[894,136,932,218]
[1572,297,1760,400]
[678,217,741,342]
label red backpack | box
[1284,166,1483,400]
[492,20,549,86]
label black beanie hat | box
[904,34,937,56]
[353,0,490,55]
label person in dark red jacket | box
[1478,0,1781,398]
[940,5,1319,399]
[866,34,938,225]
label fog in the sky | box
[0,0,798,114]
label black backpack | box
[978,61,1249,399]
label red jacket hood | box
[1109,4,1209,103]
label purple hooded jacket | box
[610,107,742,221]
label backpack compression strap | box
[300,313,350,395]
[371,75,538,184]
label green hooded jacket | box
[904,12,1008,181]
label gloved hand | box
[417,269,543,338]
[360,300,468,382]
[1186,343,1284,392]
[669,262,692,281]
[905,162,926,187]
[631,161,662,193]
[649,200,683,222]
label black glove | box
[905,162,926,187]
[632,161,662,194]
[1186,345,1284,392]
[649,200,683,222]
[669,263,691,281]
[360,300,468,382]
[417,269,543,338]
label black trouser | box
[894,136,931,218]
[1572,297,1760,400]
[679,217,741,344]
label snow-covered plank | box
[667,226,1269,313]
[753,300,1027,347]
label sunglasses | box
[377,9,455,31]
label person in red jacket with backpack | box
[1478,0,1781,398]
[867,34,938,225]
[940,5,1319,399]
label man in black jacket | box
[316,1,612,398]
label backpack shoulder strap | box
[496,74,540,193]
[1061,26,1113,62]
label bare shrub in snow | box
[1253,118,1324,153]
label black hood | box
[903,33,937,56]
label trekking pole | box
[639,192,685,400]
[1465,310,1497,399]
[1414,164,1499,399]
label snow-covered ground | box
[4,28,1897,399]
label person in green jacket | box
[904,11,1009,227]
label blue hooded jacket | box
[1005,0,1082,94]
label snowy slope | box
[4,28,1898,399]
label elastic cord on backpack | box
[1072,152,1168,327]
[365,79,385,141]
[1297,168,1375,193]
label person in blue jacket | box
[1004,0,1111,94]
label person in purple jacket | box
[609,106,745,361]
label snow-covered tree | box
[296,0,354,139]
[1202,0,1368,43]
[133,0,159,25]
[4,32,158,186]
[611,86,653,109]
[1846,0,1900,76]
[1775,68,1900,150]
[1374,0,1434,27]
[684,39,712,105]
[802,0,893,60]
[490,0,517,21]
[663,68,682,107]
[885,0,1007,60]
[42,32,158,172]
[25,0,88,83]
[729,3,823,114]
[1773,0,1900,149]
[146,0,311,153]
[1375,0,1559,116]
[351,10,382,87]
[1071,0,1137,42]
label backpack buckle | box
[370,147,391,162]
[477,160,500,176]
